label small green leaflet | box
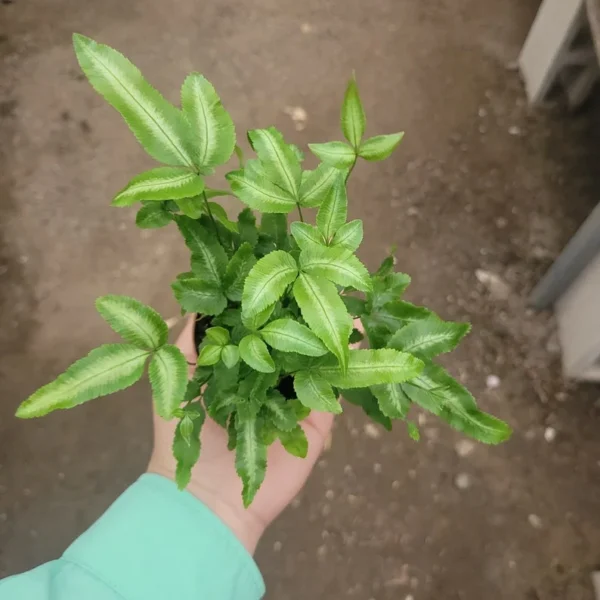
[341,75,366,149]
[371,383,411,419]
[197,344,223,366]
[309,141,356,169]
[401,364,511,444]
[293,273,352,372]
[248,127,301,198]
[341,387,392,430]
[149,344,188,419]
[279,425,308,458]
[330,220,363,252]
[73,34,195,168]
[223,243,257,302]
[180,73,236,168]
[221,345,240,369]
[264,391,297,431]
[359,133,404,161]
[388,316,470,360]
[173,403,205,489]
[290,222,325,252]
[135,203,173,228]
[407,421,420,441]
[242,251,298,318]
[294,370,342,414]
[317,349,423,389]
[176,195,204,219]
[299,164,341,208]
[235,411,267,507]
[179,415,194,446]
[227,160,297,214]
[175,215,227,285]
[171,277,226,315]
[369,272,411,310]
[16,344,149,418]
[95,294,168,350]
[112,168,204,207]
[260,318,328,357]
[239,334,276,373]
[316,176,348,241]
[300,246,371,292]
[206,326,230,346]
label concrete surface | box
[2,0,600,598]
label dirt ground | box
[2,0,600,598]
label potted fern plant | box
[15,34,511,507]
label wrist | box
[146,463,265,555]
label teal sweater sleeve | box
[0,474,265,600]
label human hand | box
[147,315,338,554]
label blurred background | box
[2,1,600,598]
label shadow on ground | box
[1,1,600,598]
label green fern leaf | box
[316,177,347,241]
[300,246,371,292]
[294,370,342,414]
[330,219,363,251]
[235,411,267,507]
[171,277,226,315]
[224,243,257,302]
[239,334,276,373]
[73,34,195,167]
[260,318,328,357]
[290,222,326,252]
[308,141,356,169]
[149,344,188,419]
[299,164,341,208]
[173,403,205,489]
[359,133,404,161]
[341,75,366,148]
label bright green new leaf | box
[239,334,276,373]
[341,387,392,430]
[300,246,371,292]
[316,177,347,241]
[279,425,308,458]
[294,370,341,414]
[197,344,222,366]
[179,415,194,446]
[401,364,511,444]
[221,345,240,369]
[224,243,257,302]
[317,348,423,389]
[16,344,149,418]
[227,160,297,214]
[290,222,325,252]
[309,141,356,169]
[235,411,267,507]
[299,164,341,208]
[149,344,188,419]
[330,219,363,251]
[388,317,470,359]
[112,168,204,207]
[135,203,173,228]
[359,133,404,161]
[260,318,328,357]
[293,273,352,371]
[173,403,205,489]
[206,326,230,346]
[242,251,298,318]
[171,278,226,315]
[371,383,411,419]
[248,127,301,198]
[264,391,297,431]
[176,195,204,219]
[341,75,366,148]
[175,216,228,285]
[73,34,195,167]
[407,421,420,441]
[95,294,168,350]
[180,73,235,168]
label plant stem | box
[296,203,305,223]
[202,191,223,245]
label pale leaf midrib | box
[301,168,336,204]
[232,174,296,206]
[127,172,194,193]
[262,133,298,198]
[400,331,455,353]
[86,48,193,168]
[246,265,296,314]
[111,309,156,348]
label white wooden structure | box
[519,0,600,108]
